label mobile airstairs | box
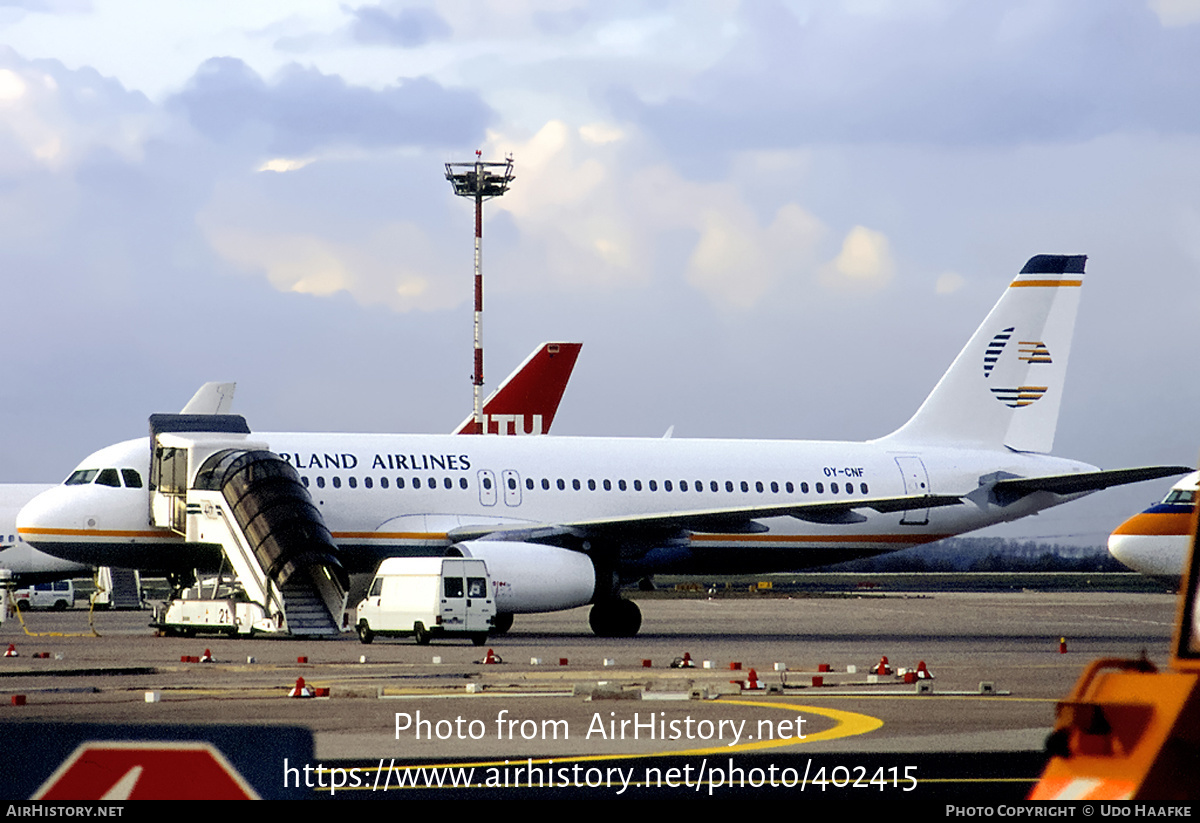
[147,414,347,637]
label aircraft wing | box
[446,493,966,543]
[987,465,1192,506]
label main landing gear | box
[588,599,642,638]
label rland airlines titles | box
[280,452,472,472]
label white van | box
[15,580,76,611]
[355,557,495,646]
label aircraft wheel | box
[356,621,374,645]
[413,622,430,645]
[491,613,514,635]
[588,599,642,638]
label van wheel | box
[491,613,513,634]
[413,622,430,645]
[53,600,68,611]
[15,600,29,612]
[471,633,488,647]
[356,622,374,644]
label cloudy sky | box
[2,0,1199,545]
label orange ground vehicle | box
[1031,496,1200,800]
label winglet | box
[455,343,582,435]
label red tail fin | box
[454,342,582,435]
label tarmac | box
[0,590,1179,799]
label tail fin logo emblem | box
[990,386,1049,408]
[982,327,1015,377]
[984,327,1053,408]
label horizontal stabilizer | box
[989,465,1192,506]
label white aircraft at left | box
[18,254,1190,636]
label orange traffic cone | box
[874,655,892,675]
[288,677,314,698]
[4,644,17,658]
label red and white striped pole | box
[445,152,514,434]
[473,152,485,434]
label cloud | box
[622,1,1200,155]
[687,202,825,309]
[199,213,463,313]
[935,271,965,294]
[820,226,895,292]
[0,50,158,175]
[348,4,453,47]
[1148,0,1200,26]
[481,119,829,309]
[172,57,491,154]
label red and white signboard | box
[33,741,260,800]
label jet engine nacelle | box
[449,540,595,613]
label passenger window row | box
[299,474,870,496]
[303,476,471,491]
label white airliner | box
[1107,471,1197,586]
[17,255,1188,636]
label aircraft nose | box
[16,486,73,544]
[1107,508,1192,578]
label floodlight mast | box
[444,151,515,434]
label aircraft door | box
[895,456,931,525]
[478,470,497,507]
[502,470,522,507]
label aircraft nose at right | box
[1107,508,1193,579]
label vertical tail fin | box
[882,255,1085,453]
[454,342,582,435]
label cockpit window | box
[65,469,99,486]
[1164,489,1196,505]
[96,469,121,487]
[121,469,143,488]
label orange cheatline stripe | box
[688,533,953,544]
[18,527,176,539]
[1009,279,1083,288]
[333,532,449,540]
[1111,511,1193,536]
